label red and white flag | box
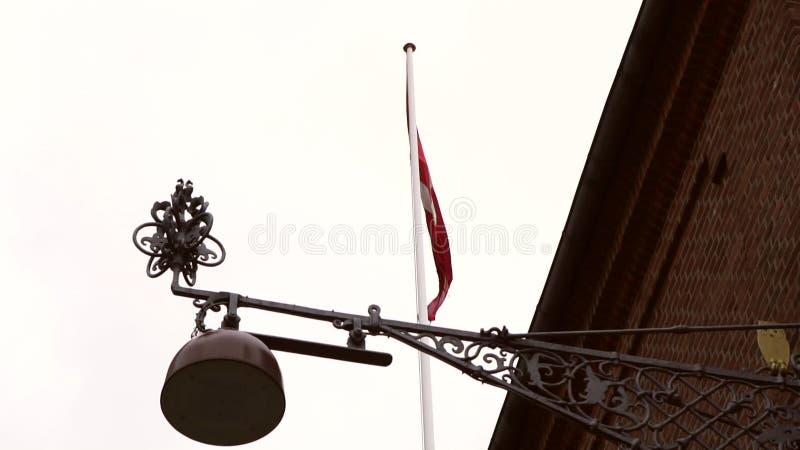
[415,135,453,321]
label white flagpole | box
[404,42,435,450]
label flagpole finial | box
[403,43,416,52]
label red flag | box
[416,135,453,321]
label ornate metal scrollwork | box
[133,179,225,285]
[191,294,228,336]
[382,324,800,450]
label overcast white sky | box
[0,1,640,448]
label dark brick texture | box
[491,0,800,448]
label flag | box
[415,134,453,321]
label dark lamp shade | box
[160,329,286,446]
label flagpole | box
[404,42,435,450]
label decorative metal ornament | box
[758,320,792,373]
[132,179,225,285]
[134,182,800,449]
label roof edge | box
[489,0,674,445]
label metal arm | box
[134,181,800,450]
[172,275,800,449]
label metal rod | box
[170,273,800,388]
[507,322,800,339]
[405,41,436,450]
[172,272,800,341]
[170,273,487,341]
[248,332,393,367]
[172,273,800,341]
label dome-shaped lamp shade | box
[161,329,286,446]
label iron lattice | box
[386,325,800,449]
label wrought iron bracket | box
[135,182,800,450]
[171,276,800,449]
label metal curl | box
[480,352,511,374]
[192,294,227,334]
[196,234,226,267]
[147,254,170,278]
[438,336,465,355]
[133,222,167,257]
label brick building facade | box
[490,0,800,448]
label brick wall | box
[633,0,800,365]
[591,0,800,448]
